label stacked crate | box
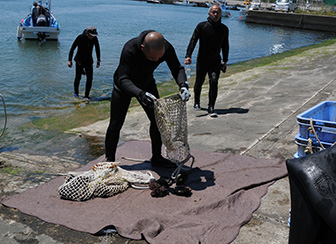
[294,101,336,158]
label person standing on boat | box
[68,26,101,99]
[105,30,190,167]
[32,2,40,26]
[184,4,229,117]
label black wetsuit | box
[186,17,229,108]
[32,6,39,26]
[105,30,187,161]
[68,30,101,97]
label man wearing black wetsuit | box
[68,26,101,99]
[32,2,39,26]
[185,4,229,117]
[105,30,191,168]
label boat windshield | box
[36,0,50,10]
[277,0,289,3]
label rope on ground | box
[241,78,336,155]
[0,93,7,138]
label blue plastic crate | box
[294,134,332,158]
[296,101,336,144]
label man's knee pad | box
[209,72,218,85]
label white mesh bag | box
[58,162,154,201]
[153,94,194,178]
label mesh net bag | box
[58,162,154,201]
[154,94,192,164]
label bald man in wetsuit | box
[105,30,191,168]
[185,4,229,117]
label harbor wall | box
[246,10,336,32]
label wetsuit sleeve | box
[222,26,229,63]
[165,43,187,87]
[68,36,79,61]
[185,23,202,58]
[94,38,101,62]
[116,49,143,97]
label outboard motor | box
[36,14,47,26]
[37,32,47,41]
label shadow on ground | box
[196,107,249,117]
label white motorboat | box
[17,0,60,41]
[173,0,197,7]
[220,2,231,17]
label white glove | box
[138,91,157,108]
[180,87,191,101]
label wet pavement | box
[1,42,336,243]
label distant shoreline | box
[138,0,246,8]
[142,0,336,33]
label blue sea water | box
[0,0,334,122]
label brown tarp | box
[1,140,287,244]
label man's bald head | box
[208,4,222,22]
[143,32,165,52]
[141,32,166,62]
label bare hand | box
[184,57,192,65]
[67,61,72,68]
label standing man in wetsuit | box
[32,2,40,26]
[105,30,191,167]
[68,26,101,99]
[185,4,229,117]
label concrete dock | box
[1,40,336,243]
